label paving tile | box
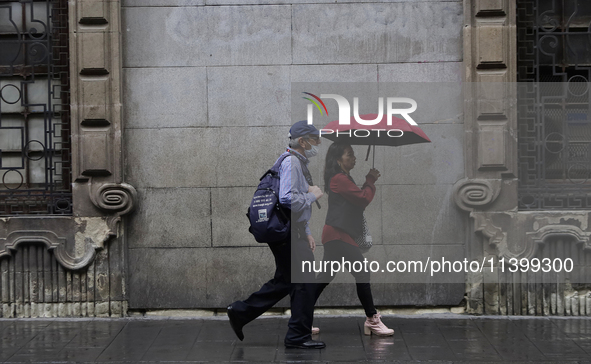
[363,338,412,361]
[407,345,458,361]
[0,347,22,362]
[495,348,547,361]
[141,321,202,361]
[231,346,277,362]
[437,319,476,327]
[0,317,590,363]
[444,330,488,341]
[65,321,127,348]
[185,340,235,361]
[550,318,591,336]
[195,320,243,342]
[447,340,499,355]
[402,332,448,347]
[52,347,106,362]
[320,345,367,361]
[528,339,588,356]
[95,322,162,362]
[275,346,323,361]
[571,340,591,354]
[4,349,62,362]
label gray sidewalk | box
[1,315,591,363]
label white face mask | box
[304,143,319,158]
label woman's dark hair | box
[324,143,351,191]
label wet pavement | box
[1,315,591,363]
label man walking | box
[227,120,325,349]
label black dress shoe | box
[285,339,326,349]
[226,305,244,341]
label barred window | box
[0,0,71,215]
[517,0,591,209]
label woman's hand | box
[367,168,381,181]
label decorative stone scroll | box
[453,178,501,212]
[90,183,137,216]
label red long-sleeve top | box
[322,172,377,247]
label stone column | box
[0,0,135,317]
[457,0,591,316]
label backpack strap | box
[260,153,290,180]
[271,153,290,173]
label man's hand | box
[307,235,316,252]
[308,185,324,201]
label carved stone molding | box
[471,211,591,261]
[453,178,501,212]
[472,212,506,248]
[527,225,591,253]
[0,217,118,270]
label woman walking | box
[315,143,394,336]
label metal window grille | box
[517,0,591,209]
[0,0,71,215]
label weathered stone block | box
[372,123,465,185]
[79,0,106,19]
[291,64,378,83]
[476,0,505,14]
[205,247,277,307]
[123,0,204,6]
[214,126,288,187]
[292,3,462,64]
[314,279,361,307]
[211,187,257,247]
[207,0,331,4]
[207,66,290,127]
[376,82,463,127]
[128,188,212,248]
[291,82,380,127]
[375,244,465,305]
[207,0,458,3]
[122,6,291,67]
[378,62,462,82]
[475,76,511,116]
[80,132,111,175]
[381,184,465,246]
[79,33,106,71]
[128,248,208,308]
[476,20,507,67]
[478,122,507,170]
[124,128,217,188]
[123,67,207,129]
[81,78,108,120]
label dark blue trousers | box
[229,232,316,344]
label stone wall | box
[121,0,465,309]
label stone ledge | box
[129,306,467,318]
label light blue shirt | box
[277,150,316,236]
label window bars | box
[0,0,71,215]
[517,0,591,209]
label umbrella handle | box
[372,145,375,169]
[365,145,372,162]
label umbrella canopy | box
[321,114,431,146]
[321,114,431,167]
